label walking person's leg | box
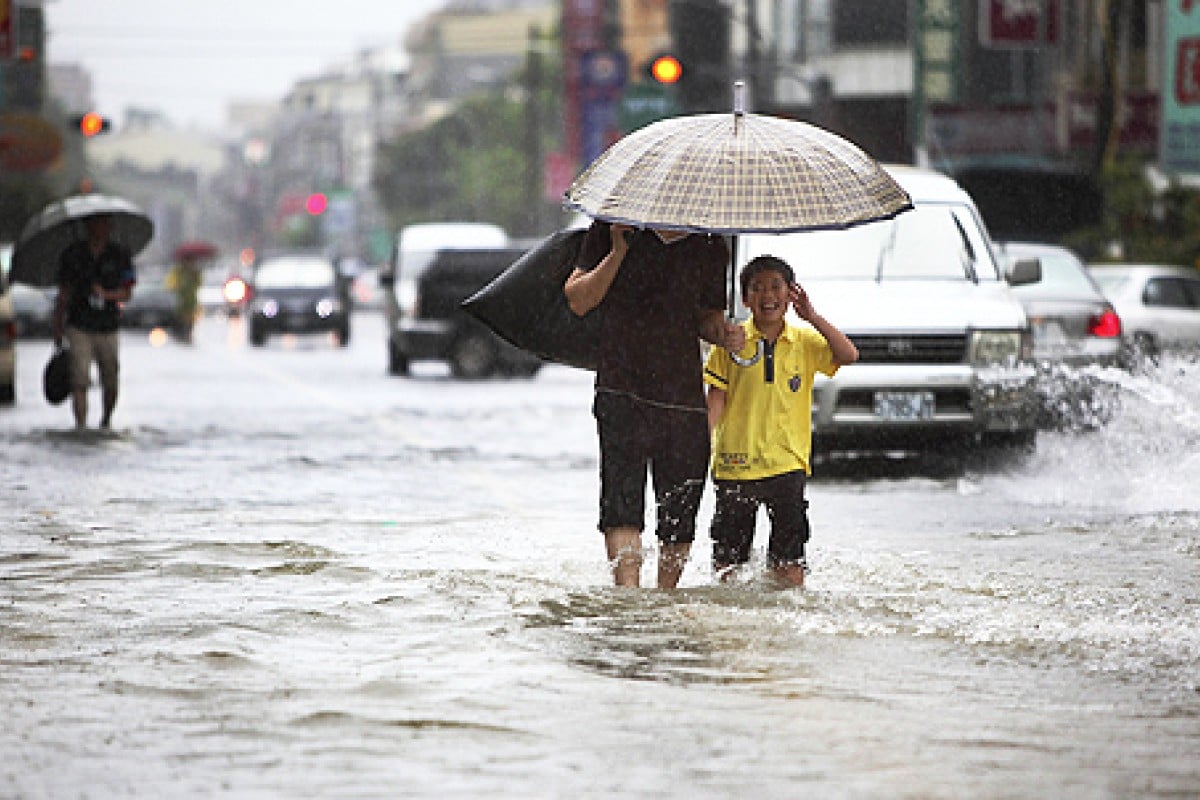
[710,481,758,581]
[94,332,121,429]
[65,327,92,429]
[651,408,709,589]
[595,393,649,587]
[763,472,810,587]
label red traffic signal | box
[305,192,328,215]
[75,112,110,137]
[649,54,683,85]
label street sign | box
[618,83,679,133]
[1162,1,1200,173]
[579,50,627,93]
[979,0,1060,48]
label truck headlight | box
[970,330,1022,366]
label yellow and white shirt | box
[704,319,839,479]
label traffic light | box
[619,53,684,133]
[73,112,111,137]
[668,0,731,113]
[649,54,683,85]
[305,192,328,216]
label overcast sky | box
[44,0,448,130]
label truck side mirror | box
[1007,257,1041,286]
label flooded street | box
[2,312,1198,799]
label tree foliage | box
[374,77,561,238]
[1065,157,1200,268]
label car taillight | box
[1088,307,1121,338]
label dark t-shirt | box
[58,240,136,333]
[577,221,729,411]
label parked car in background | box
[0,243,16,404]
[247,253,350,347]
[120,266,178,330]
[8,282,55,338]
[739,165,1040,452]
[995,242,1123,428]
[1089,264,1200,363]
[382,222,541,378]
[995,242,1122,366]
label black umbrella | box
[10,194,154,287]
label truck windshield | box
[743,204,999,282]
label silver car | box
[1089,264,1200,363]
[739,165,1040,452]
[995,242,1123,428]
[996,242,1122,367]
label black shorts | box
[710,470,810,567]
[593,391,710,544]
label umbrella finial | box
[733,80,746,117]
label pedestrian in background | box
[52,213,136,430]
[166,251,202,343]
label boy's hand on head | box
[790,282,816,321]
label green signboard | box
[618,82,679,134]
[1162,2,1200,174]
[912,0,962,151]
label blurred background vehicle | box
[247,253,350,347]
[995,241,1123,429]
[739,165,1040,453]
[198,264,236,316]
[8,282,55,339]
[382,222,543,378]
[120,265,178,330]
[1089,264,1200,364]
[995,242,1122,367]
[0,243,16,404]
[220,273,250,317]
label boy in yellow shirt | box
[704,255,859,586]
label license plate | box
[874,391,935,421]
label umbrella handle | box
[730,338,764,367]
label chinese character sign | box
[916,0,961,106]
[913,0,962,149]
[979,0,1060,48]
[1163,1,1200,173]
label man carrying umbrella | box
[52,212,137,430]
[524,83,909,588]
[565,221,744,589]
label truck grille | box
[850,334,967,364]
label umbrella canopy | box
[563,101,911,235]
[10,194,154,287]
[173,241,218,261]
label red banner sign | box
[980,0,1059,47]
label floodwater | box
[2,314,1198,799]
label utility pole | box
[522,24,545,236]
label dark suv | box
[247,253,350,347]
[385,246,543,378]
